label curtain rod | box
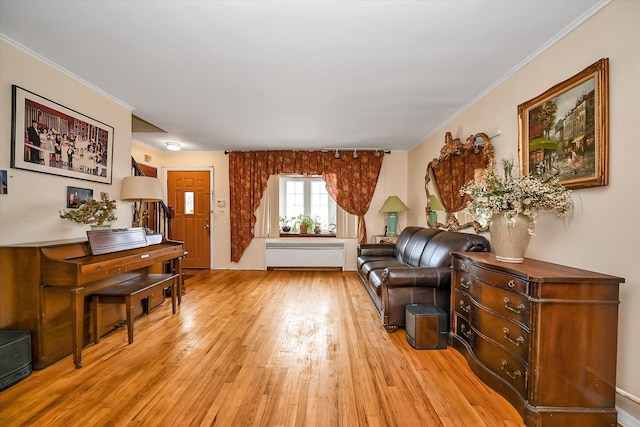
[224,149,391,155]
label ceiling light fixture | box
[166,142,181,151]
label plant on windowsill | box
[279,216,292,232]
[296,215,316,234]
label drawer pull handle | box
[460,263,467,270]
[460,324,472,338]
[141,254,150,259]
[501,360,521,380]
[503,297,525,314]
[459,300,470,313]
[459,278,470,289]
[507,280,515,288]
[503,327,524,346]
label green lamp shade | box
[429,195,444,211]
[380,196,409,213]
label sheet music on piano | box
[87,227,148,255]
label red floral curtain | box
[228,150,384,262]
[322,152,384,246]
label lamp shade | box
[380,196,409,213]
[121,176,163,201]
[429,195,445,211]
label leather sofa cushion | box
[360,259,407,280]
[357,255,391,271]
[368,269,385,297]
[397,228,441,265]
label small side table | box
[371,235,398,244]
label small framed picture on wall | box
[67,186,93,208]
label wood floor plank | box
[0,270,524,426]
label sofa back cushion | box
[393,226,426,261]
[397,228,442,265]
[419,231,490,267]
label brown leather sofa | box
[357,226,490,331]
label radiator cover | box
[265,241,344,270]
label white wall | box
[407,0,640,421]
[0,41,135,244]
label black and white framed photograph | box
[11,85,114,184]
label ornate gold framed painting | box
[518,58,609,189]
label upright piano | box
[0,231,184,369]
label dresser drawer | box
[454,289,529,362]
[454,258,528,296]
[453,313,473,346]
[455,274,530,326]
[473,304,529,362]
[453,289,475,320]
[473,332,527,398]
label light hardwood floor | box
[0,270,525,426]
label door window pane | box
[185,191,194,214]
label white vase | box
[489,213,531,263]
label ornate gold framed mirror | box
[425,132,494,232]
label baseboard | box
[618,407,640,427]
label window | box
[279,175,336,233]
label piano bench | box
[91,273,179,345]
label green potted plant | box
[299,215,315,234]
[279,216,291,232]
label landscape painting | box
[518,58,609,189]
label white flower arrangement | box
[460,158,573,233]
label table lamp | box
[428,195,445,226]
[121,176,163,227]
[380,196,409,237]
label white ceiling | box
[0,0,606,152]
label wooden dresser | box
[450,252,624,427]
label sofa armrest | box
[357,244,396,257]
[382,266,451,289]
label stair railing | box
[131,157,174,237]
